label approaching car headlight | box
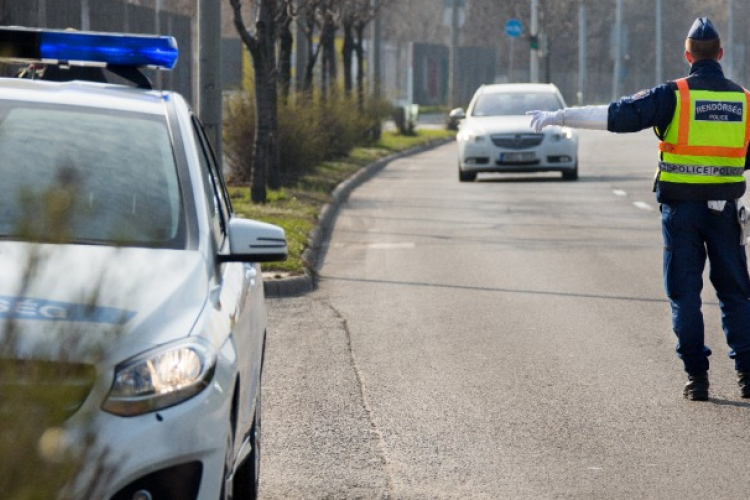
[101,339,216,417]
[459,130,486,143]
[553,128,575,141]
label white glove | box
[527,106,609,132]
[526,110,564,132]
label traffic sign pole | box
[530,0,539,83]
[505,19,523,83]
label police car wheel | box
[233,382,261,499]
[221,413,236,500]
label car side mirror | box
[447,108,466,130]
[220,218,288,263]
[449,108,466,120]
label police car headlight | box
[102,339,216,417]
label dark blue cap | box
[687,17,719,40]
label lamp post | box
[198,0,223,163]
[612,0,623,100]
[530,0,539,83]
[81,0,90,30]
[578,0,586,105]
[373,2,382,99]
[726,0,734,79]
[449,0,460,108]
[655,0,662,84]
[38,0,46,27]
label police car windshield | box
[472,92,563,117]
[0,101,183,247]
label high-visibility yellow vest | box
[658,78,750,186]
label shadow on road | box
[709,398,750,409]
[319,274,686,306]
[474,174,648,184]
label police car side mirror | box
[220,218,288,263]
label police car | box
[0,27,286,499]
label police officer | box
[528,17,750,401]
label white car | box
[455,83,579,182]
[0,27,286,500]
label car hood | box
[0,241,208,361]
[462,115,557,135]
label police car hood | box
[466,115,558,134]
[0,241,208,360]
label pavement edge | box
[263,137,453,298]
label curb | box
[263,137,453,298]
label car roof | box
[477,83,560,95]
[0,76,171,115]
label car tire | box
[233,382,261,500]
[458,165,477,182]
[562,162,578,181]
[220,405,237,500]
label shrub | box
[223,90,393,189]
[276,99,326,184]
[223,92,256,184]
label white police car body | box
[0,27,285,500]
[456,83,579,182]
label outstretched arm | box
[527,106,609,132]
[529,84,676,134]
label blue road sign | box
[506,18,523,38]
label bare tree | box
[229,0,281,201]
[277,1,294,102]
[319,0,340,99]
[341,0,392,105]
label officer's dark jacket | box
[607,59,750,202]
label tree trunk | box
[278,8,293,104]
[342,21,355,96]
[354,23,366,109]
[320,15,337,99]
[249,0,279,203]
[230,0,279,202]
[302,10,319,95]
[267,46,281,190]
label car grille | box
[0,359,97,424]
[491,134,544,149]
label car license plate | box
[499,152,536,163]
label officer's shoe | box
[683,372,709,401]
[737,371,750,398]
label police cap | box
[687,17,719,41]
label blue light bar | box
[0,27,178,70]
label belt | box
[659,161,744,177]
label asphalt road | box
[260,130,750,500]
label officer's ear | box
[684,50,694,64]
[717,47,724,61]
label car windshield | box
[471,91,563,117]
[0,101,183,247]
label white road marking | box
[613,189,628,197]
[367,242,416,250]
[633,201,654,211]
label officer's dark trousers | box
[661,200,750,374]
